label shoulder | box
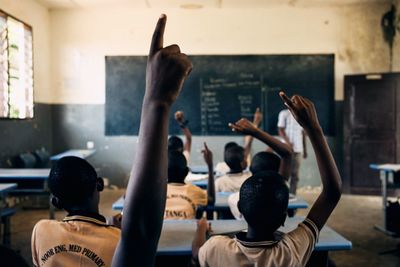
[285,218,319,247]
[33,219,58,231]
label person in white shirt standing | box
[277,109,307,194]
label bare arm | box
[202,143,215,205]
[302,130,307,158]
[280,92,342,231]
[230,119,293,179]
[112,15,192,267]
[278,127,291,146]
[175,111,192,157]
[192,218,211,263]
[243,108,262,160]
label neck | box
[65,202,99,214]
[246,225,276,241]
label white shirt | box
[215,172,251,193]
[277,109,304,153]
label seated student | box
[227,117,293,219]
[31,156,120,267]
[168,110,192,162]
[165,143,215,219]
[215,108,262,175]
[214,145,251,193]
[111,14,193,267]
[192,92,342,267]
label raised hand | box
[279,91,320,131]
[175,111,185,123]
[145,14,193,105]
[253,107,262,126]
[201,142,213,167]
[229,118,258,135]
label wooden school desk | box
[0,183,17,245]
[0,169,54,219]
[50,149,96,161]
[112,192,308,218]
[369,163,400,235]
[156,218,352,267]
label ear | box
[237,200,242,213]
[280,211,287,226]
[183,167,189,178]
[96,177,104,192]
[51,196,63,209]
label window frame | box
[0,9,34,120]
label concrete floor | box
[4,188,400,267]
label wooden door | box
[344,73,400,194]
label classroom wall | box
[395,0,400,71]
[47,3,393,187]
[0,0,52,167]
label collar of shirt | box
[235,231,284,248]
[63,210,108,226]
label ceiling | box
[35,0,391,10]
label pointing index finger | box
[149,14,167,56]
[279,91,294,108]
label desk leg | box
[374,170,398,235]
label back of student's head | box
[224,142,238,152]
[238,171,289,232]
[250,152,281,174]
[168,151,189,183]
[168,136,184,153]
[224,145,245,172]
[49,156,98,206]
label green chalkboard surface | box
[106,55,334,136]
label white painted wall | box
[48,3,392,104]
[0,0,51,103]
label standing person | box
[277,108,307,194]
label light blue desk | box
[50,149,96,161]
[0,183,17,245]
[370,163,400,235]
[157,217,351,267]
[0,169,53,218]
[112,192,308,217]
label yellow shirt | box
[165,183,207,219]
[199,218,319,267]
[31,214,120,267]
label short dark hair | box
[168,136,184,152]
[238,171,289,231]
[168,151,188,183]
[250,152,281,174]
[224,145,245,172]
[224,142,238,151]
[49,156,98,205]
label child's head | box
[168,151,189,183]
[238,171,289,232]
[250,152,280,174]
[168,136,184,153]
[224,145,247,172]
[224,142,238,151]
[49,156,103,211]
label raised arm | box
[175,111,192,160]
[279,92,341,231]
[191,218,211,265]
[112,15,192,267]
[229,118,293,179]
[243,108,262,160]
[202,143,215,206]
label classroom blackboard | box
[105,55,334,136]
